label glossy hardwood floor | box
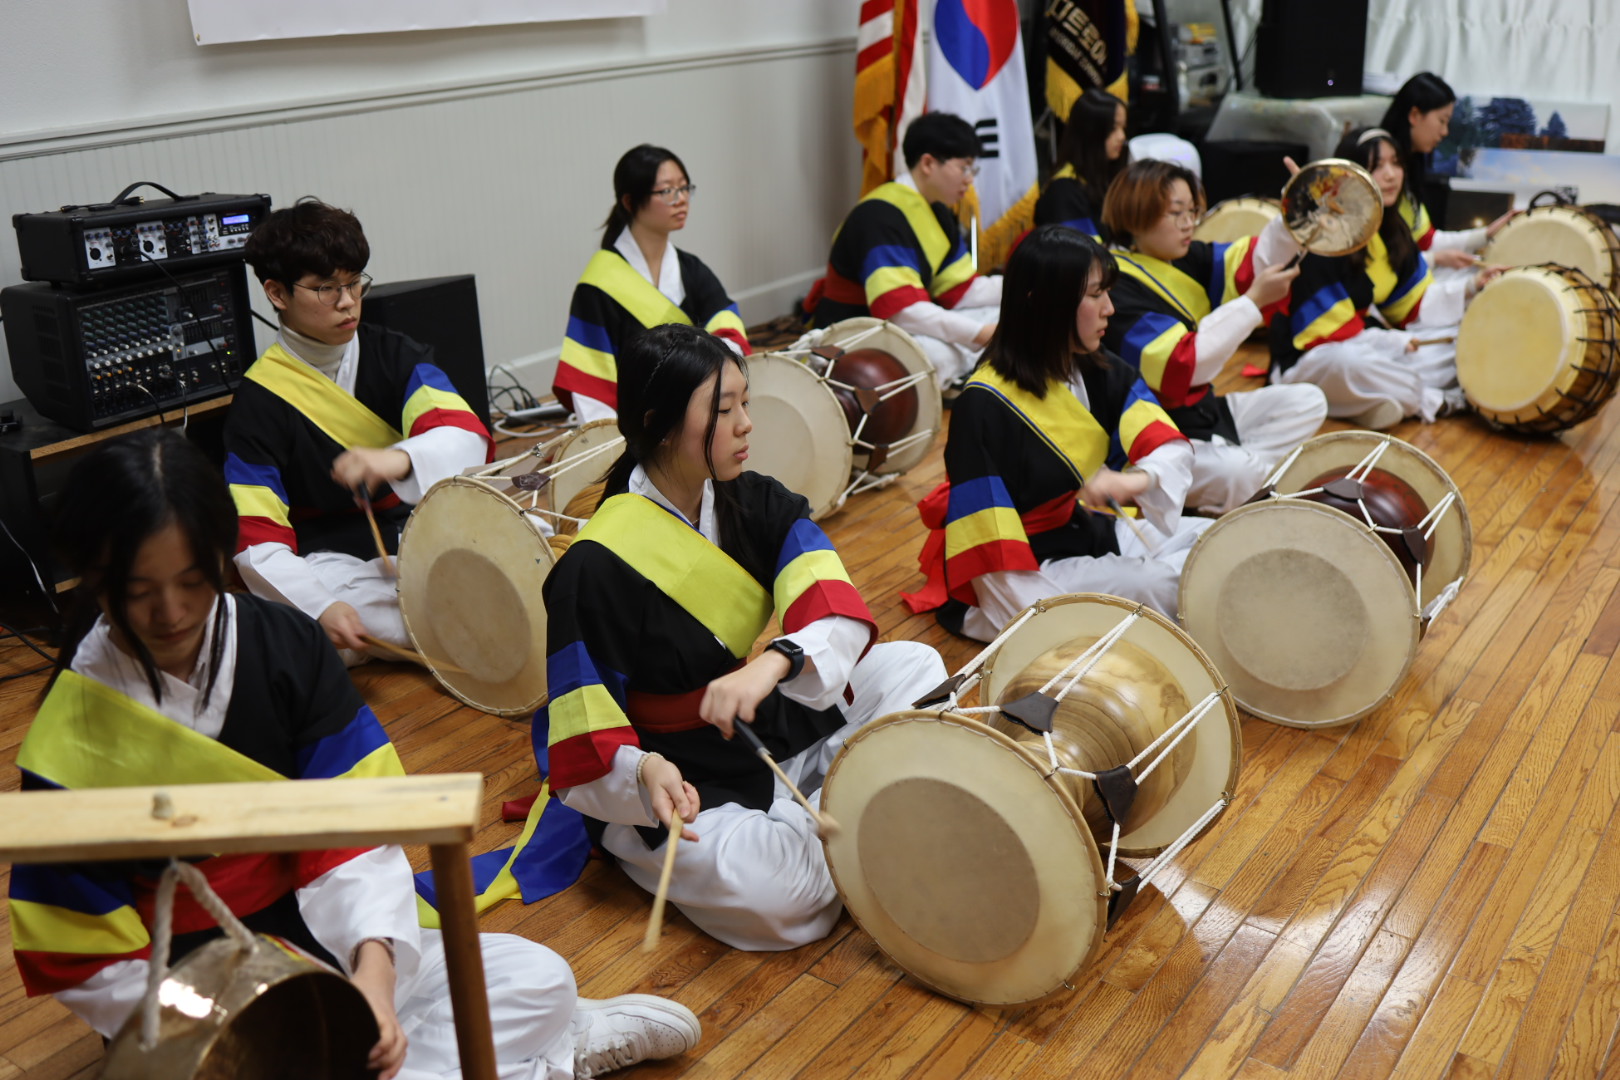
[3,339,1620,1079]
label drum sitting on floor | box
[1454,263,1620,434]
[397,476,558,716]
[1480,204,1620,292]
[821,594,1240,1005]
[743,353,854,519]
[480,419,624,533]
[1193,196,1282,244]
[1179,431,1471,728]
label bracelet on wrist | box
[636,751,663,787]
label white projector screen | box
[188,0,666,45]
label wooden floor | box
[4,340,1620,1078]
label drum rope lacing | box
[474,432,626,527]
[1263,439,1459,609]
[931,602,1232,898]
[139,858,258,1050]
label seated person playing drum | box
[9,429,700,1080]
[538,323,945,952]
[225,199,493,664]
[1381,73,1515,270]
[1100,159,1327,513]
[1268,129,1502,430]
[1033,88,1129,241]
[807,112,1002,389]
[553,144,751,422]
[902,226,1210,641]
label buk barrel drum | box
[1179,431,1471,728]
[747,319,940,517]
[1480,204,1620,292]
[478,419,624,533]
[397,476,557,716]
[1454,263,1620,434]
[821,594,1240,1005]
[1193,196,1282,244]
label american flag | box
[854,0,927,196]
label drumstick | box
[359,634,470,675]
[733,721,841,838]
[641,811,683,953]
[356,487,396,577]
[1106,496,1159,554]
[1409,336,1455,347]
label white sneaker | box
[1352,400,1406,431]
[574,994,701,1078]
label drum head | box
[397,477,554,716]
[822,711,1106,1006]
[1482,206,1618,289]
[813,317,942,476]
[979,593,1240,856]
[744,354,854,518]
[1180,500,1421,728]
[1269,430,1472,611]
[1281,159,1382,256]
[1194,197,1282,244]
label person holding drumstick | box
[901,226,1209,640]
[226,198,493,664]
[1033,88,1130,241]
[1381,73,1516,270]
[1099,160,1327,513]
[537,323,944,951]
[552,144,751,422]
[1268,128,1503,429]
[9,429,701,1080]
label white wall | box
[0,0,863,406]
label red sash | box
[899,482,1078,614]
[803,266,867,315]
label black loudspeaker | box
[1255,0,1368,99]
[363,275,490,426]
[1200,139,1311,205]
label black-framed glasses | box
[650,184,697,204]
[293,273,373,306]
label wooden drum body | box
[1455,264,1620,434]
[1481,205,1620,292]
[1194,197,1282,244]
[1180,432,1472,728]
[486,419,623,531]
[801,317,941,478]
[397,476,555,716]
[821,594,1240,1006]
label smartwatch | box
[765,637,806,682]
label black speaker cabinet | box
[1255,0,1369,99]
[363,275,490,426]
[1201,139,1312,205]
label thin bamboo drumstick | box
[358,488,397,576]
[641,812,683,952]
[360,635,470,675]
[734,721,841,838]
[1106,496,1158,554]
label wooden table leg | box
[429,841,499,1080]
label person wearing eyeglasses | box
[224,198,493,663]
[1099,160,1326,513]
[553,145,751,422]
[806,111,1002,389]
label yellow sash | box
[865,182,952,274]
[245,343,403,450]
[579,250,692,330]
[966,365,1111,485]
[576,494,773,658]
[1112,250,1210,324]
[18,671,282,788]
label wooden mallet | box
[734,720,841,839]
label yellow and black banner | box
[1044,0,1138,120]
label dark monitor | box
[364,275,490,427]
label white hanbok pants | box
[599,641,947,952]
[1186,384,1328,514]
[396,931,583,1080]
[1273,327,1455,424]
[910,305,1000,387]
[301,551,411,664]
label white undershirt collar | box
[614,229,685,307]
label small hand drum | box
[1194,196,1282,244]
[1180,431,1472,728]
[1280,158,1383,257]
[822,594,1240,1005]
[398,476,556,716]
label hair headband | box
[1356,127,1394,146]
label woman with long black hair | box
[903,226,1209,640]
[538,323,943,951]
[9,429,701,1080]
[552,144,751,421]
[1034,88,1130,240]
